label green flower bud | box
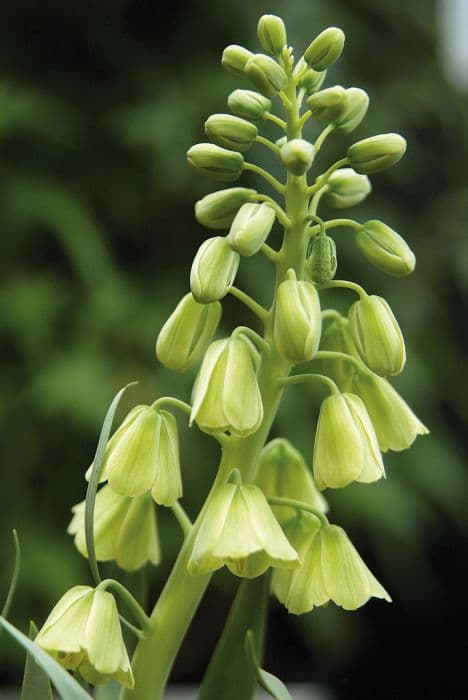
[322,168,372,208]
[222,44,254,76]
[273,521,390,614]
[313,392,385,489]
[295,58,327,93]
[273,269,322,364]
[68,487,160,572]
[304,27,345,71]
[88,405,182,505]
[255,438,327,523]
[205,113,258,153]
[307,234,337,285]
[347,133,407,174]
[334,87,369,133]
[280,138,315,175]
[190,236,240,302]
[191,336,263,437]
[355,220,416,277]
[187,481,299,578]
[187,143,244,182]
[348,294,406,376]
[245,53,288,97]
[306,85,349,125]
[227,89,272,121]
[319,316,358,389]
[195,187,257,229]
[36,586,134,688]
[352,371,428,452]
[227,202,275,256]
[156,293,222,371]
[257,14,287,55]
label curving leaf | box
[0,616,92,700]
[20,621,53,700]
[245,629,293,700]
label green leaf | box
[20,621,53,700]
[94,680,122,700]
[85,382,137,584]
[0,616,92,700]
[245,629,292,700]
[1,529,21,619]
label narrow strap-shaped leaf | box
[1,529,21,619]
[85,382,137,584]
[245,629,293,700]
[20,621,53,700]
[0,616,92,700]
[198,574,270,700]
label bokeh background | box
[1,0,468,697]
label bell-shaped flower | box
[322,168,371,209]
[313,392,385,489]
[273,269,322,364]
[68,486,160,572]
[190,335,263,437]
[255,438,327,523]
[190,236,240,303]
[187,482,300,578]
[273,519,390,614]
[304,27,345,71]
[156,293,222,371]
[348,294,406,376]
[352,371,428,452]
[89,405,182,505]
[35,586,134,688]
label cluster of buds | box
[32,13,428,694]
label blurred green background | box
[1,0,467,697]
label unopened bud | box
[319,316,358,389]
[190,236,240,303]
[306,85,349,125]
[273,269,322,363]
[299,67,326,94]
[307,234,337,285]
[222,44,253,76]
[195,187,257,229]
[205,114,258,153]
[156,293,222,371]
[187,143,244,182]
[322,168,371,208]
[280,138,315,175]
[348,294,406,376]
[347,133,407,174]
[228,89,272,121]
[355,220,416,277]
[335,87,369,133]
[257,14,287,55]
[304,27,345,71]
[245,54,288,97]
[228,202,275,256]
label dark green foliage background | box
[1,1,467,697]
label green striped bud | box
[257,14,287,55]
[190,236,240,303]
[187,143,244,182]
[335,87,369,133]
[307,234,337,285]
[355,220,416,277]
[348,294,406,376]
[222,44,254,76]
[205,114,258,153]
[255,438,328,523]
[304,27,345,71]
[273,269,322,364]
[195,187,257,229]
[351,371,428,453]
[156,293,222,371]
[245,53,288,97]
[227,89,272,121]
[280,138,315,175]
[306,85,349,125]
[190,336,264,437]
[227,202,275,256]
[313,392,385,490]
[299,67,326,94]
[322,168,371,208]
[347,133,407,174]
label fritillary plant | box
[1,14,428,700]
